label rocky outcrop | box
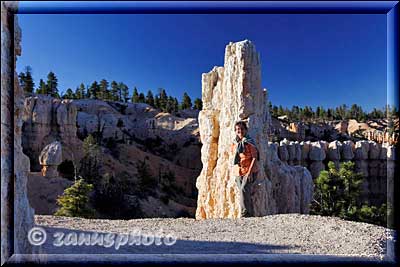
[39,141,62,178]
[274,139,396,206]
[195,40,313,219]
[22,95,82,171]
[1,2,35,261]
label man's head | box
[234,121,248,139]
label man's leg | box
[235,176,247,217]
[243,172,256,217]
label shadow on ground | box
[31,226,298,254]
[9,225,393,266]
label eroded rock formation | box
[23,95,82,171]
[39,141,62,178]
[274,139,396,206]
[195,40,313,219]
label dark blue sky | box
[17,13,388,112]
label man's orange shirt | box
[231,142,259,176]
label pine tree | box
[119,82,129,103]
[193,98,202,110]
[173,97,179,112]
[166,96,175,113]
[291,105,300,121]
[36,79,47,95]
[303,106,313,120]
[311,161,387,227]
[138,92,145,103]
[154,95,160,109]
[63,88,75,99]
[54,178,95,218]
[158,89,168,111]
[98,79,109,100]
[111,81,119,101]
[88,81,99,99]
[136,159,157,193]
[145,90,155,107]
[181,92,192,109]
[75,83,86,99]
[327,108,333,120]
[131,87,139,103]
[19,66,35,94]
[18,72,26,90]
[46,71,59,97]
[278,105,285,116]
[79,134,101,185]
[272,105,278,117]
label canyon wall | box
[22,96,202,172]
[22,95,201,217]
[195,40,313,219]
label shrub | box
[93,171,139,218]
[311,161,387,227]
[79,134,101,184]
[137,159,157,195]
[54,178,95,218]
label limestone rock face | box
[195,40,313,219]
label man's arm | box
[245,144,258,182]
[245,157,256,182]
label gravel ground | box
[33,214,395,259]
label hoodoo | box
[195,40,314,219]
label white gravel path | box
[33,214,395,260]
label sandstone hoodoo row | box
[195,40,314,219]
[273,139,395,206]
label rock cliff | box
[22,96,83,171]
[195,40,313,219]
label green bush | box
[311,161,387,227]
[54,178,95,218]
[137,159,157,195]
[93,171,141,219]
[79,134,101,184]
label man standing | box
[231,121,259,217]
